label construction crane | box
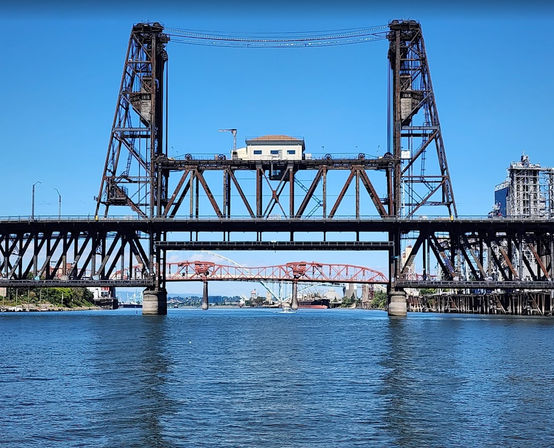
[219,128,237,150]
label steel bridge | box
[2,20,553,316]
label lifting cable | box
[165,25,388,48]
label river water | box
[1,309,553,447]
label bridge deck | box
[1,218,554,290]
[0,217,552,233]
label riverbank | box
[1,286,102,313]
[0,302,101,312]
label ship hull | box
[298,299,330,309]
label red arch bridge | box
[165,261,387,284]
[113,261,389,310]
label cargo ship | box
[298,298,330,309]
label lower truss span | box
[397,280,554,290]
[0,279,152,288]
[157,241,392,251]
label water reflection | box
[380,317,463,447]
[380,315,554,447]
[86,314,177,448]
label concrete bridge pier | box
[291,280,299,310]
[201,279,209,310]
[143,288,168,315]
[388,289,407,317]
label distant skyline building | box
[492,154,554,218]
[343,284,358,299]
[494,180,509,217]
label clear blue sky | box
[3,1,554,295]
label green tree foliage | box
[340,293,361,308]
[420,288,437,296]
[370,291,388,310]
[5,286,94,308]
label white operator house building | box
[231,135,307,161]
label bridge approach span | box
[1,218,554,290]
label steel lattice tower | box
[95,22,169,218]
[388,20,457,218]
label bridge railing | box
[0,214,545,221]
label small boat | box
[280,303,295,313]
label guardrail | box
[0,214,550,221]
[169,152,384,161]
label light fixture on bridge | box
[31,180,42,220]
[53,187,62,218]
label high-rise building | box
[343,284,358,299]
[492,155,554,218]
[493,180,509,217]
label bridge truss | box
[94,20,456,220]
[1,218,553,288]
[164,260,387,284]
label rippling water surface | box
[1,309,553,447]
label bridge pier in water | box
[202,280,209,310]
[388,289,407,317]
[291,280,299,310]
[143,288,168,315]
[387,227,407,316]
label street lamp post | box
[31,181,42,219]
[54,188,62,218]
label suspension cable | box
[165,25,388,48]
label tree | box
[420,288,437,296]
[371,291,387,310]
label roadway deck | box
[1,217,553,234]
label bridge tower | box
[95,22,169,218]
[95,22,170,314]
[387,20,457,316]
[92,20,457,316]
